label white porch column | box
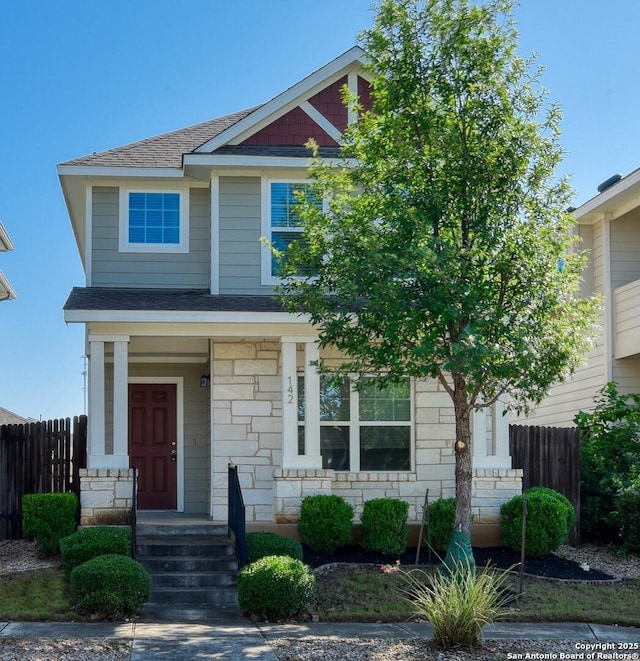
[281,340,300,469]
[303,342,322,468]
[111,339,129,469]
[87,339,106,468]
[472,406,490,469]
[491,396,512,469]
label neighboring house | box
[522,169,640,428]
[0,222,16,301]
[58,47,521,542]
[0,407,34,426]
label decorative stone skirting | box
[79,468,135,526]
[273,469,334,522]
[472,468,523,524]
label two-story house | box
[522,169,640,427]
[59,47,521,544]
[0,222,16,301]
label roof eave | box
[0,271,17,300]
[574,167,640,224]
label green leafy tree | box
[277,0,598,543]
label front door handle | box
[170,449,177,462]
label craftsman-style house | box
[59,47,521,542]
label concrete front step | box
[136,523,228,537]
[136,527,239,607]
[151,571,236,588]
[142,555,237,573]
[146,585,239,607]
[136,535,236,557]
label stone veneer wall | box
[211,341,283,522]
[211,340,522,527]
[79,468,135,526]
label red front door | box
[129,384,177,510]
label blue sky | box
[1,1,638,420]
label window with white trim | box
[119,189,188,253]
[298,376,412,471]
[262,180,322,283]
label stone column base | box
[79,468,136,526]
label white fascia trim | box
[63,309,312,324]
[183,154,357,169]
[575,167,640,223]
[210,175,220,295]
[57,165,185,178]
[0,222,14,252]
[0,271,16,300]
[195,46,367,153]
[85,185,92,285]
[299,101,343,143]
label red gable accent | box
[240,106,339,147]
[308,76,348,133]
[358,76,373,112]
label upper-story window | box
[119,189,188,253]
[261,180,322,283]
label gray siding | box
[91,186,210,289]
[218,177,274,294]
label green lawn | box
[315,565,640,627]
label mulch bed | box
[302,544,614,581]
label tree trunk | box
[453,383,473,534]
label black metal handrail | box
[131,464,137,559]
[228,462,247,568]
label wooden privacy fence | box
[0,416,87,540]
[509,424,580,545]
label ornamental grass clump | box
[400,558,512,648]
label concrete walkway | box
[0,612,637,659]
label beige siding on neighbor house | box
[91,186,210,289]
[520,221,605,427]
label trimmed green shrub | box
[360,498,409,556]
[60,526,131,578]
[246,532,303,564]
[70,554,151,616]
[575,383,640,543]
[22,492,78,556]
[298,494,353,552]
[500,490,571,556]
[526,487,576,532]
[427,497,456,552]
[237,555,316,620]
[613,487,640,554]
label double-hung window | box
[262,180,322,283]
[298,376,412,471]
[119,189,188,253]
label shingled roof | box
[60,106,261,169]
[64,287,286,313]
